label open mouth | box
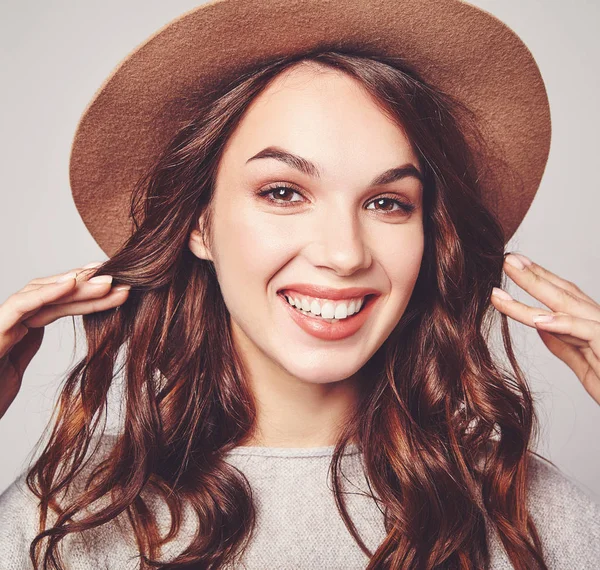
[277,292,377,323]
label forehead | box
[220,63,420,172]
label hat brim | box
[69,0,551,257]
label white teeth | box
[321,301,335,319]
[310,299,321,315]
[334,303,347,319]
[282,292,367,321]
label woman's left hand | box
[490,253,600,406]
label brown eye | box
[258,185,416,216]
[372,198,395,211]
[258,185,304,204]
[367,196,416,215]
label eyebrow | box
[245,145,424,185]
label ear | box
[188,225,213,262]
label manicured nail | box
[532,314,555,324]
[114,285,131,291]
[492,287,513,301]
[514,253,533,267]
[504,254,525,270]
[88,275,113,285]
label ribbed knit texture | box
[1,434,599,569]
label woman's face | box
[189,63,424,386]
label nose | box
[305,207,373,276]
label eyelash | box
[257,184,416,215]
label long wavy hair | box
[23,47,552,569]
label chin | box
[278,357,366,385]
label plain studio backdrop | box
[1,0,599,503]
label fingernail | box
[514,253,533,267]
[532,314,555,323]
[82,261,104,269]
[88,275,113,285]
[55,272,77,283]
[504,254,525,270]
[492,287,513,301]
[114,285,131,291]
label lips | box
[278,291,375,316]
[277,290,380,341]
[277,283,381,301]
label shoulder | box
[525,452,600,567]
[0,468,40,568]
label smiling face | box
[189,62,425,387]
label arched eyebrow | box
[246,145,423,185]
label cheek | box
[378,229,424,295]
[212,206,295,288]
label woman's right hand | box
[0,263,131,420]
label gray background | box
[1,0,599,500]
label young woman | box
[0,1,599,569]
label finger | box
[511,254,598,307]
[491,289,588,347]
[0,277,78,337]
[21,287,131,328]
[531,311,600,355]
[6,326,45,382]
[15,277,119,325]
[536,329,600,405]
[536,328,591,378]
[20,264,105,292]
[30,261,105,284]
[502,255,600,321]
[579,347,600,404]
[43,276,116,306]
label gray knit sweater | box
[1,434,599,569]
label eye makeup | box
[256,183,417,216]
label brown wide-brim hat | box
[69,0,551,258]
